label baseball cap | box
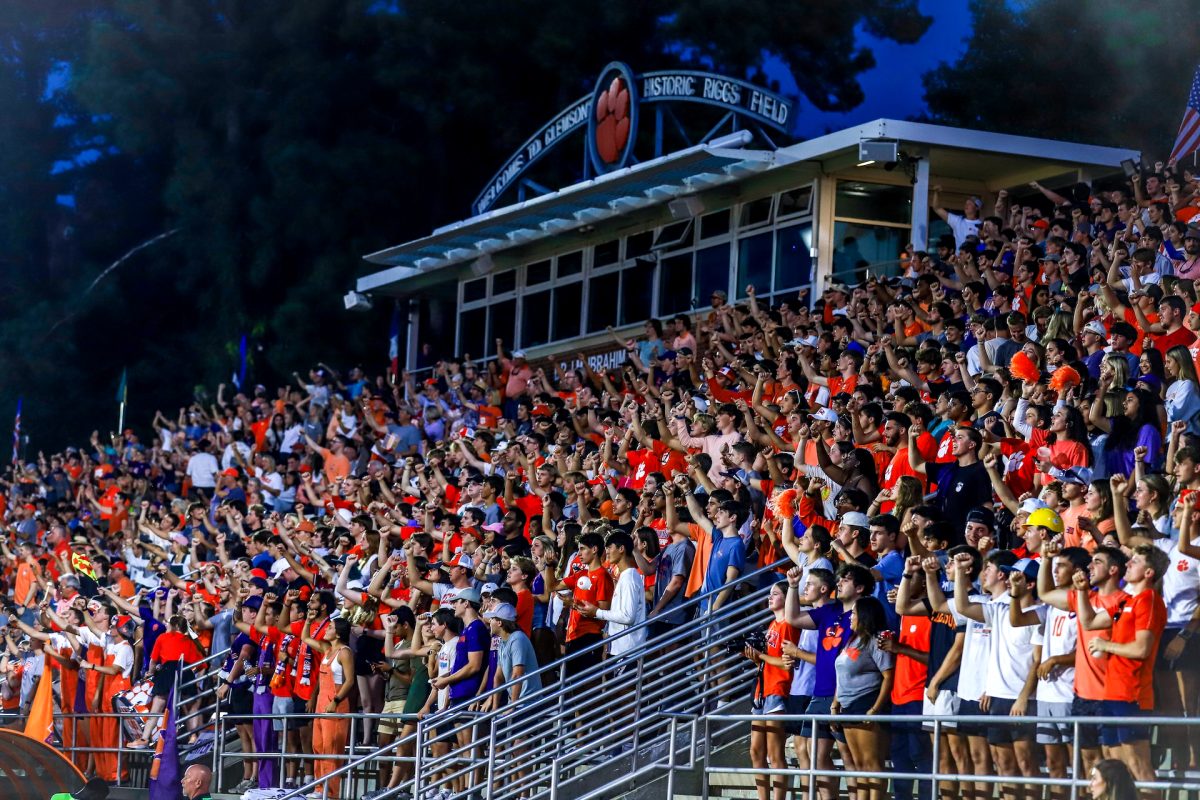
[841,511,870,529]
[1050,466,1094,486]
[1082,320,1106,337]
[482,522,504,534]
[511,350,527,360]
[454,587,482,604]
[447,552,474,570]
[999,557,1039,582]
[965,508,996,529]
[1019,497,1049,515]
[480,582,499,595]
[812,407,839,423]
[271,558,292,578]
[483,602,517,622]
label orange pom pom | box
[774,488,798,519]
[1050,365,1081,393]
[1009,351,1040,384]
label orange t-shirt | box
[1067,589,1127,701]
[759,618,800,699]
[562,566,613,641]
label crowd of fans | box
[0,162,1199,800]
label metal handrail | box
[272,557,788,800]
[687,712,1200,799]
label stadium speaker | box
[668,196,705,219]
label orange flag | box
[22,665,55,748]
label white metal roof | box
[357,118,1141,293]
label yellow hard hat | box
[1026,507,1064,534]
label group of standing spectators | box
[0,159,1197,800]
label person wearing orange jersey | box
[80,615,136,783]
[303,613,356,798]
[743,581,800,800]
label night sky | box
[782,0,971,137]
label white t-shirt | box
[1155,537,1200,628]
[952,592,990,703]
[946,212,982,248]
[186,452,219,489]
[221,441,253,471]
[981,592,1038,700]
[436,638,456,710]
[1032,604,1077,704]
[108,640,134,679]
[790,626,819,697]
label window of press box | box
[657,252,693,316]
[834,181,911,225]
[462,277,487,304]
[698,209,730,239]
[736,231,772,299]
[492,270,517,295]
[738,196,773,228]
[557,250,583,277]
[458,307,486,356]
[525,259,551,286]
[625,231,653,260]
[521,289,551,348]
[775,224,813,290]
[694,242,731,305]
[619,265,653,325]
[489,298,516,346]
[587,271,619,333]
[552,282,582,341]
[594,239,620,268]
[651,218,693,251]
[777,185,813,217]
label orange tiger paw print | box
[594,76,631,164]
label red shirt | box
[759,618,800,699]
[1103,589,1166,707]
[891,616,932,705]
[562,566,613,642]
[150,630,203,665]
[1151,326,1197,357]
[263,626,298,698]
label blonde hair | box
[1167,345,1199,386]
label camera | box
[724,628,767,654]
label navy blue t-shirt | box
[807,602,853,698]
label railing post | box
[117,705,125,787]
[345,714,356,800]
[1069,719,1081,800]
[666,717,678,799]
[549,756,559,800]
[701,715,711,800]
[280,711,290,793]
[807,712,818,800]
[412,719,423,799]
[631,656,645,770]
[485,714,498,800]
[930,718,940,800]
[212,689,222,791]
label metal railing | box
[267,557,790,800]
[679,711,1200,800]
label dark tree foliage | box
[923,0,1200,155]
[0,0,930,449]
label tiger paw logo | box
[587,62,638,174]
[821,623,845,651]
[594,76,630,164]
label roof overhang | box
[358,132,794,292]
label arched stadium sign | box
[472,61,795,216]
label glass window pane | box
[521,289,551,348]
[492,270,516,295]
[775,224,814,290]
[699,210,730,239]
[459,307,486,357]
[552,282,582,341]
[778,185,813,217]
[832,221,909,285]
[834,181,911,224]
[652,219,693,251]
[463,278,487,304]
[695,243,731,305]
[587,272,619,333]
[657,253,693,316]
[558,250,583,277]
[489,298,516,347]
[736,232,773,299]
[626,231,653,260]
[620,265,654,325]
[739,196,772,228]
[526,260,551,285]
[594,239,620,268]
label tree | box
[923,0,1199,156]
[1,0,931,448]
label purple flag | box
[149,687,183,800]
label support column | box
[910,148,931,251]
[405,297,420,373]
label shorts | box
[1036,700,1074,745]
[1157,628,1200,671]
[922,688,960,731]
[378,698,408,736]
[800,695,841,742]
[784,694,811,736]
[228,684,254,718]
[271,696,304,732]
[152,662,180,699]
[1070,696,1104,750]
[986,697,1037,745]
[751,695,786,716]
[957,698,987,737]
[1099,700,1148,747]
[839,690,887,721]
[563,633,604,680]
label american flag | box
[10,397,20,465]
[1170,66,1200,164]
